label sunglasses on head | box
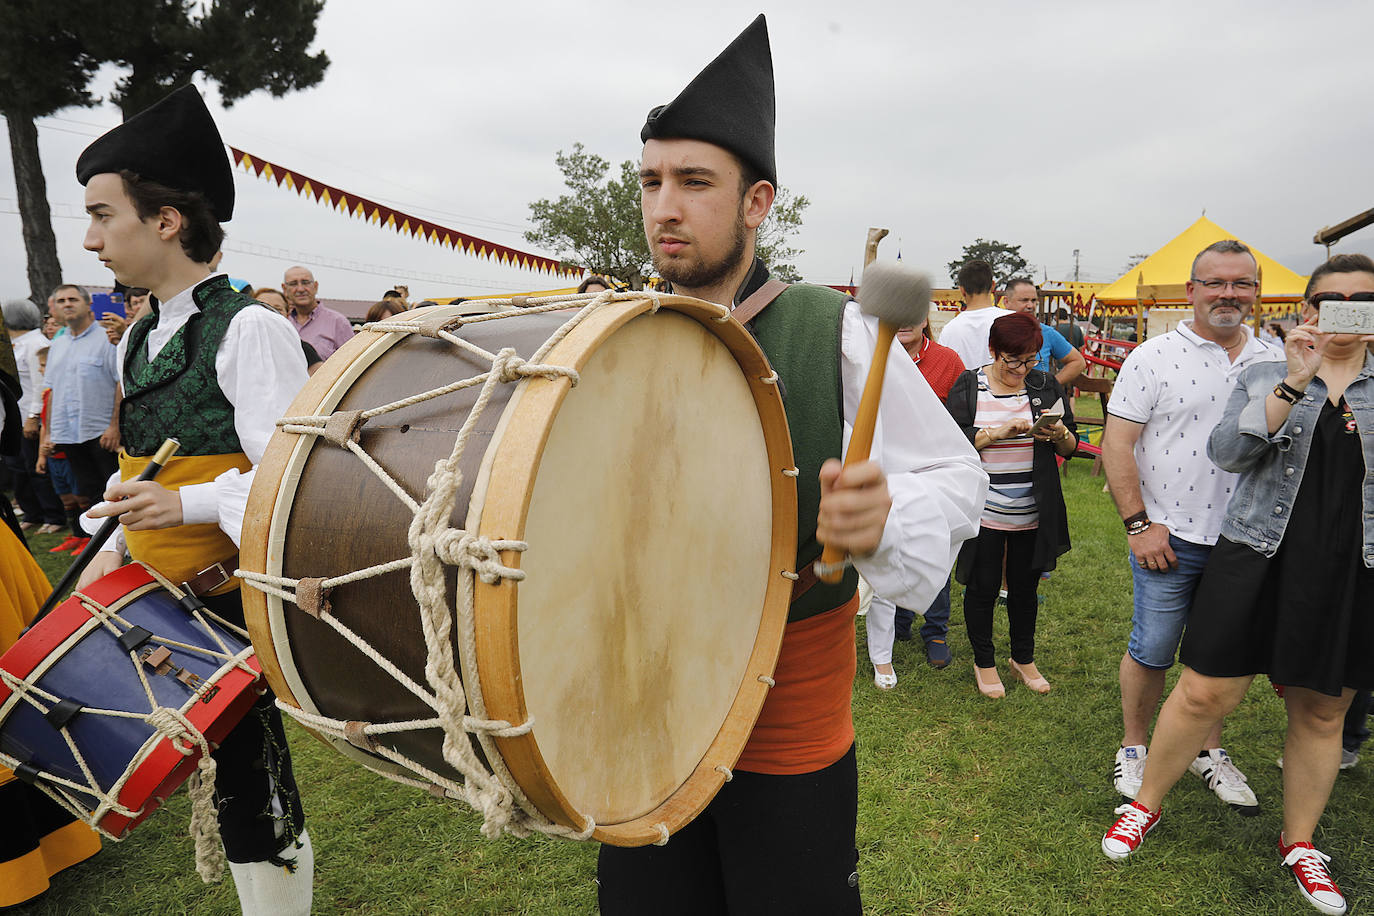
[1308,291,1374,307]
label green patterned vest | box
[751,283,861,623]
[120,275,248,457]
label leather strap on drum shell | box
[322,409,365,447]
[294,577,332,618]
[789,559,819,604]
[732,279,789,327]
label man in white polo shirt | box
[1101,239,1282,814]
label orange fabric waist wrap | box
[119,451,250,596]
[735,593,859,776]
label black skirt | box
[1181,399,1374,696]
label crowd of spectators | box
[0,269,419,553]
[3,245,1371,915]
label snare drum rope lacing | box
[0,574,255,881]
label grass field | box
[13,461,1373,914]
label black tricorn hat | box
[640,14,776,186]
[76,85,235,222]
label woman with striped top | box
[946,312,1078,698]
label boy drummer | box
[75,86,315,916]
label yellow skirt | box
[0,524,102,907]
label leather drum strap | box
[789,560,819,604]
[732,278,811,603]
[731,279,790,326]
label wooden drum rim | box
[472,295,797,845]
[241,295,797,846]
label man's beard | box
[651,206,748,292]
[1209,298,1245,328]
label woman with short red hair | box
[946,311,1078,698]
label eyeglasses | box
[1190,278,1258,292]
[1307,291,1374,308]
[283,279,316,288]
[998,355,1037,370]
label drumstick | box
[32,438,181,624]
[815,262,931,584]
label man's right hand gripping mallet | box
[815,260,932,583]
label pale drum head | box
[241,294,796,846]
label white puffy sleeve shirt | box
[839,302,987,611]
[88,275,309,554]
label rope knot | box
[492,348,529,384]
[145,707,200,754]
[433,530,527,583]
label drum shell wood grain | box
[241,296,796,846]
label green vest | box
[751,283,860,622]
[120,275,248,457]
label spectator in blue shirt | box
[39,284,119,547]
[1004,279,1086,386]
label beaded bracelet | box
[1123,510,1151,536]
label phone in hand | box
[1030,410,1063,434]
[91,292,126,320]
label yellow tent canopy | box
[1095,216,1307,311]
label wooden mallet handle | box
[815,324,896,583]
[814,260,931,584]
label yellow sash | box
[119,451,251,595]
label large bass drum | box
[239,291,797,846]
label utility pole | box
[1073,249,1081,281]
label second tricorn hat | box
[640,14,776,186]
[76,85,235,222]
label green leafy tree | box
[526,143,808,288]
[0,0,329,305]
[947,238,1029,288]
[0,0,99,304]
[526,145,649,288]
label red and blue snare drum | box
[0,563,263,838]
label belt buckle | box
[190,561,231,596]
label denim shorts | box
[47,456,76,498]
[1127,534,1213,670]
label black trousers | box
[203,590,306,864]
[54,438,118,504]
[597,744,862,916]
[5,436,64,525]
[963,526,1042,669]
[1345,689,1372,753]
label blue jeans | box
[1127,534,1213,670]
[894,577,951,643]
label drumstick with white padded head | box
[815,261,932,584]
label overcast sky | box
[3,0,1373,302]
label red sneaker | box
[1279,834,1346,915]
[48,536,82,553]
[66,537,91,555]
[1101,800,1160,860]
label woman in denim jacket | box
[1102,254,1374,916]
